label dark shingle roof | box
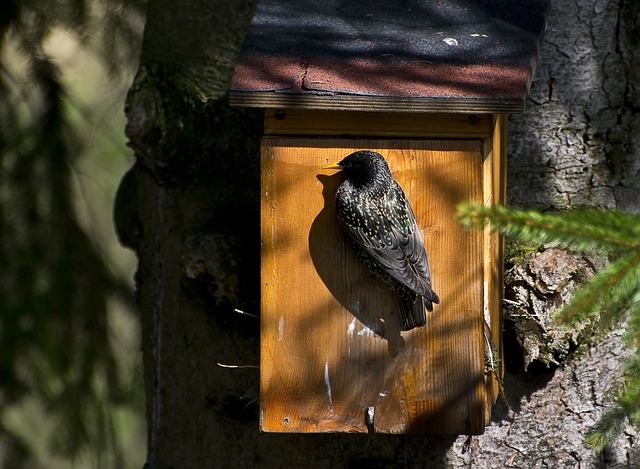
[229,0,549,113]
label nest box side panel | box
[480,114,508,419]
[260,138,485,434]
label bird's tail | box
[397,295,426,331]
[397,290,439,331]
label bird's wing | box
[379,182,434,297]
[337,182,434,298]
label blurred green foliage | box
[0,0,146,467]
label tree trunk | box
[508,0,640,214]
[116,0,640,467]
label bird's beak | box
[323,162,343,170]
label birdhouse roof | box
[229,0,549,114]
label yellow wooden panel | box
[261,138,485,434]
[481,114,508,421]
[264,109,493,139]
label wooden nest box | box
[229,0,548,434]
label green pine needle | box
[625,300,640,345]
[556,251,640,327]
[458,203,640,252]
[458,201,640,450]
[585,405,627,452]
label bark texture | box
[503,248,605,371]
[508,0,640,213]
[117,0,640,467]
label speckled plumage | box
[326,150,439,331]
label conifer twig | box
[457,201,640,450]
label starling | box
[324,150,439,331]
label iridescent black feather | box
[329,150,439,331]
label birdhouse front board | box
[258,111,505,434]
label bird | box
[323,150,439,331]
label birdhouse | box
[229,0,548,434]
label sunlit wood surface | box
[260,137,488,434]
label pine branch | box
[585,405,627,452]
[458,203,640,252]
[625,299,640,345]
[555,251,640,326]
[458,201,640,329]
[587,351,640,450]
[458,201,640,450]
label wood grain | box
[230,91,525,114]
[264,109,493,138]
[261,138,487,434]
[481,115,508,417]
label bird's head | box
[323,150,390,188]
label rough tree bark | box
[508,1,640,213]
[115,0,640,467]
